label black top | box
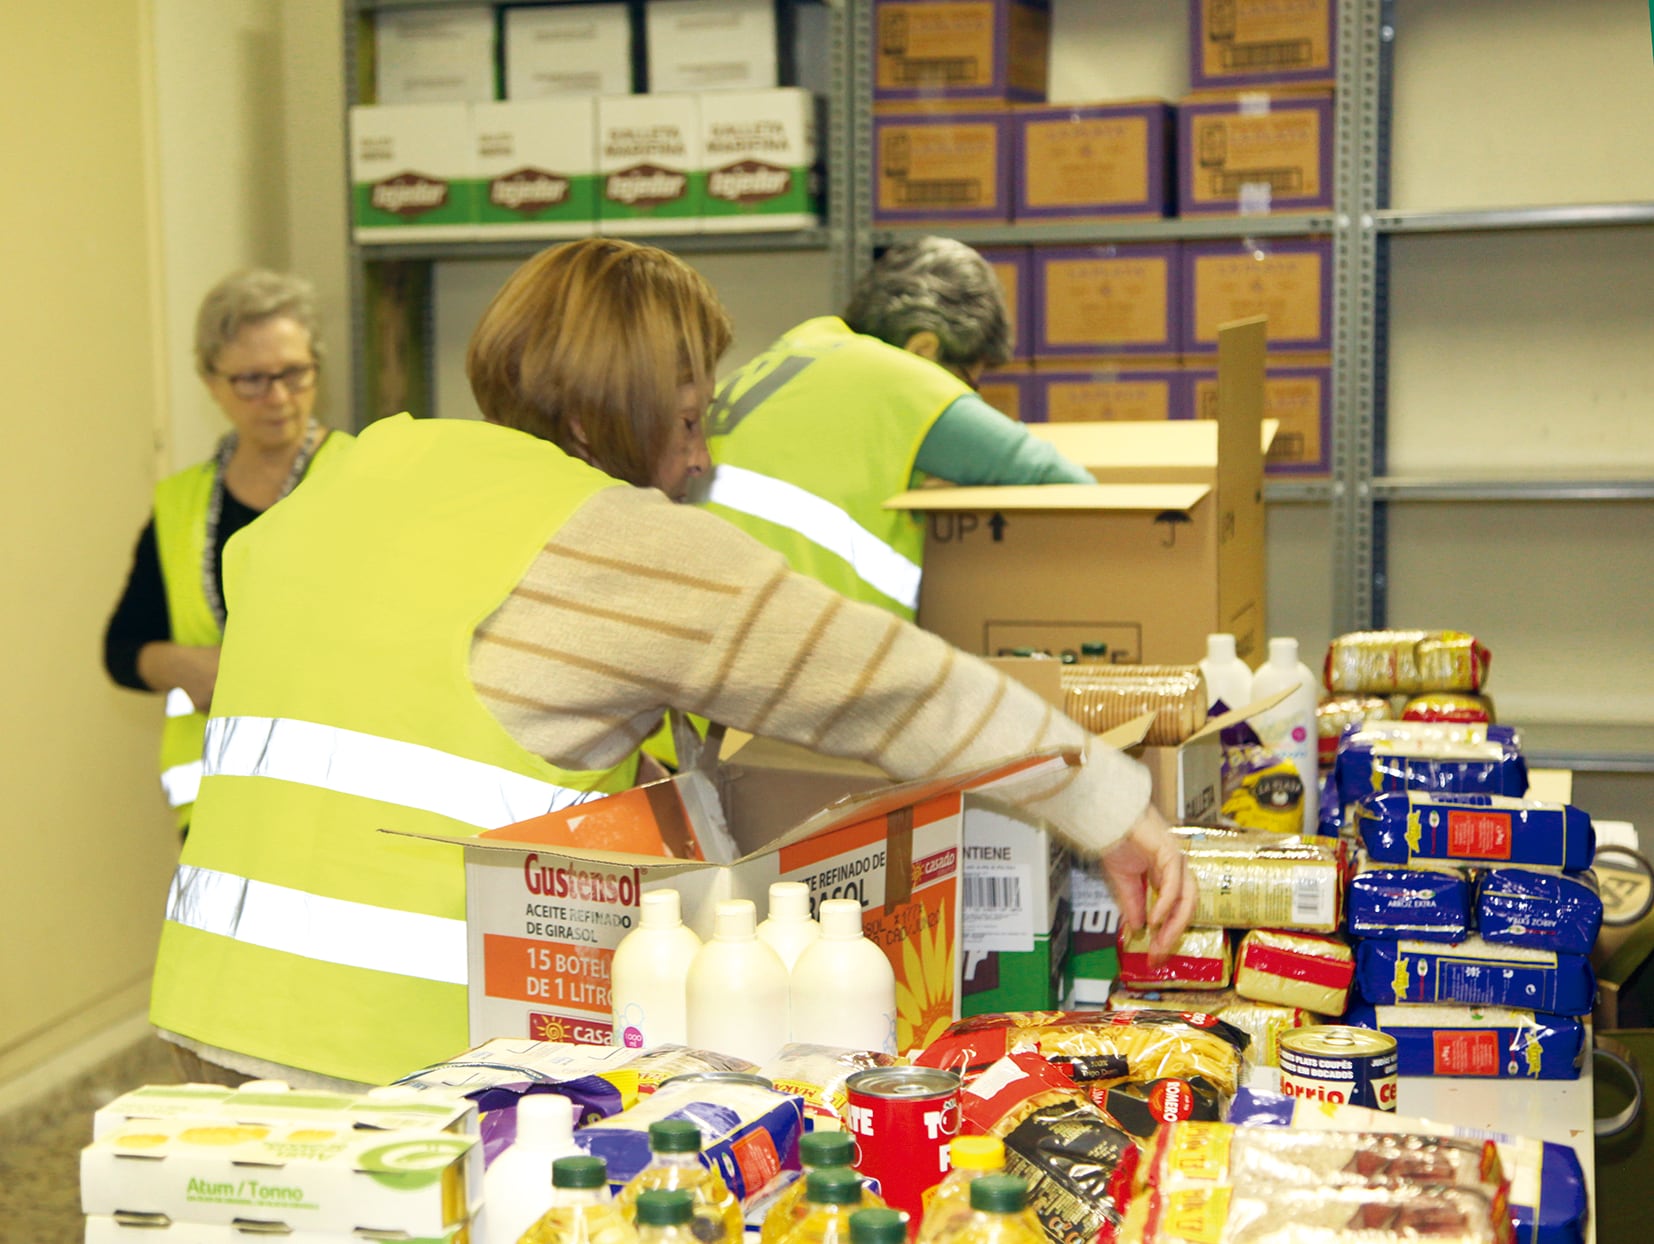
[103,488,262,690]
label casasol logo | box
[606,164,687,207]
[370,173,448,216]
[708,160,791,204]
[491,168,571,212]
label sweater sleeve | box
[471,486,1152,857]
[914,393,1096,485]
[104,519,170,691]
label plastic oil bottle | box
[914,1136,1005,1244]
[484,1094,583,1244]
[848,1209,910,1244]
[756,881,822,972]
[777,1167,868,1244]
[761,1131,885,1244]
[685,899,790,1064]
[633,1190,699,1244]
[517,1155,637,1244]
[1198,632,1254,714]
[923,1176,1043,1244]
[788,899,897,1054]
[615,1119,744,1244]
[1249,635,1322,833]
[610,888,702,1048]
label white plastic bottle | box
[786,900,897,1054]
[756,881,821,972]
[1249,636,1321,834]
[611,889,702,1049]
[685,899,790,1064]
[482,1094,583,1244]
[1198,633,1254,714]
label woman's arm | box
[104,519,219,710]
[914,393,1096,485]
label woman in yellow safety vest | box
[149,239,1196,1090]
[103,270,352,834]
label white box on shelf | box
[504,3,633,99]
[349,104,477,244]
[645,0,778,92]
[700,88,820,232]
[473,98,599,239]
[597,93,703,234]
[374,5,497,105]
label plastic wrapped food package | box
[1404,693,1497,725]
[1119,926,1233,989]
[1107,988,1320,1069]
[1060,664,1208,746]
[1128,1181,1508,1243]
[1342,1004,1588,1081]
[1323,630,1492,696]
[1318,696,1394,768]
[756,1043,899,1127]
[1334,734,1529,810]
[1355,793,1595,872]
[1347,863,1472,943]
[1474,869,1603,956]
[1233,929,1354,1015]
[1353,938,1597,1017]
[1171,827,1347,933]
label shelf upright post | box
[846,0,876,294]
[343,0,372,434]
[825,0,857,308]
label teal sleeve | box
[914,394,1096,485]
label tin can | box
[657,1071,776,1092]
[845,1067,961,1226]
[1279,1025,1399,1111]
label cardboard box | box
[472,99,598,238]
[504,3,633,98]
[700,89,821,232]
[1182,237,1332,355]
[1037,368,1192,424]
[1187,360,1331,476]
[1067,855,1123,1005]
[374,5,497,105]
[1190,0,1337,92]
[83,1221,466,1244]
[1178,91,1335,216]
[391,737,1075,1056]
[92,1083,476,1142]
[597,94,703,234]
[978,363,1037,422]
[874,110,1012,225]
[350,104,476,243]
[874,0,1050,106]
[646,0,778,93]
[978,246,1032,360]
[961,805,1071,1013]
[887,317,1270,667]
[1031,244,1182,360]
[1012,101,1174,222]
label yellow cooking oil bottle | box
[915,1136,1005,1244]
[921,1176,1043,1244]
[633,1189,700,1244]
[761,1131,886,1244]
[518,1155,638,1244]
[614,1119,744,1244]
[777,1167,868,1244]
[849,1208,910,1244]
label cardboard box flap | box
[885,481,1212,513]
[1022,418,1278,481]
[1183,684,1296,743]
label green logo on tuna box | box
[360,1137,469,1191]
[371,173,449,216]
[607,164,687,207]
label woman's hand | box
[1096,801,1199,955]
[137,642,221,714]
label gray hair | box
[843,236,1012,371]
[194,269,323,374]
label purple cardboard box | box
[977,246,1032,359]
[1181,237,1332,355]
[1036,369,1191,424]
[874,0,1051,106]
[1177,92,1335,216]
[873,110,1012,224]
[1031,243,1182,360]
[1184,363,1332,476]
[1188,0,1337,92]
[977,367,1040,422]
[1013,101,1174,222]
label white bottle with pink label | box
[610,888,701,1049]
[1249,636,1321,834]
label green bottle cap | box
[649,1119,704,1154]
[849,1208,908,1244]
[636,1189,696,1227]
[800,1130,856,1168]
[805,1166,865,1206]
[1081,642,1109,657]
[552,1155,608,1190]
[970,1175,1029,1214]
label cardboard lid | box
[1025,419,1280,474]
[1099,685,1297,751]
[885,481,1211,513]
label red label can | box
[845,1067,961,1231]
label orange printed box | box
[1178,91,1334,216]
[977,362,1036,421]
[1182,237,1332,355]
[1187,361,1331,476]
[875,0,1050,106]
[978,246,1031,359]
[1190,0,1337,91]
[874,110,1012,224]
[1032,243,1182,360]
[1035,368,1191,424]
[1013,101,1174,222]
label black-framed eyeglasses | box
[214,362,319,401]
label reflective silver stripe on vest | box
[167,864,466,985]
[162,761,202,808]
[202,715,607,829]
[706,465,922,609]
[165,687,195,718]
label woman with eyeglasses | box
[103,269,352,834]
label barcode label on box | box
[963,862,1034,953]
[1291,866,1336,927]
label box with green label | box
[961,804,1072,1014]
[597,94,703,234]
[473,99,599,238]
[700,89,821,232]
[92,1082,477,1141]
[350,104,477,243]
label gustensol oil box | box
[350,104,476,243]
[700,89,821,231]
[598,94,703,234]
[472,98,598,238]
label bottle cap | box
[818,899,864,940]
[970,1175,1028,1214]
[713,899,757,941]
[649,1118,705,1154]
[552,1155,607,1189]
[1268,636,1299,666]
[948,1135,1004,1171]
[636,1189,696,1227]
[767,881,812,923]
[849,1209,908,1244]
[516,1093,575,1148]
[805,1166,865,1206]
[1205,633,1237,663]
[800,1130,856,1168]
[640,890,683,930]
[1080,641,1108,657]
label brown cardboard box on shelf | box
[1177,90,1335,217]
[874,0,1051,108]
[888,316,1273,669]
[1187,358,1331,477]
[978,361,1037,422]
[1188,0,1337,93]
[873,109,1012,225]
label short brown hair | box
[466,239,733,487]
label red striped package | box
[1233,929,1354,1015]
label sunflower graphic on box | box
[865,889,958,1054]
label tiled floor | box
[0,1034,183,1244]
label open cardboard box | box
[888,316,1275,667]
